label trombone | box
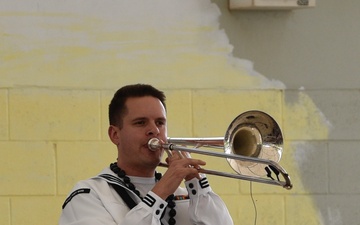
[148,110,293,190]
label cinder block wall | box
[1,0,360,225]
[0,86,330,225]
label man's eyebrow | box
[130,117,166,122]
[131,117,147,122]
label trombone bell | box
[224,110,283,177]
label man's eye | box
[156,121,165,126]
[135,121,145,125]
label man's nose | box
[147,123,160,136]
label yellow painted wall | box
[0,1,329,224]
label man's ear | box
[108,125,120,146]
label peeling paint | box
[0,0,331,224]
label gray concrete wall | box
[212,0,360,224]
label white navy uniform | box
[59,167,233,225]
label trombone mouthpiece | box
[148,138,161,151]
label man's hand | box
[152,152,206,200]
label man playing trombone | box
[59,84,233,225]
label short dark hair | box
[108,84,166,127]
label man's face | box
[116,96,167,170]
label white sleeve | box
[185,176,234,225]
[119,191,169,225]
